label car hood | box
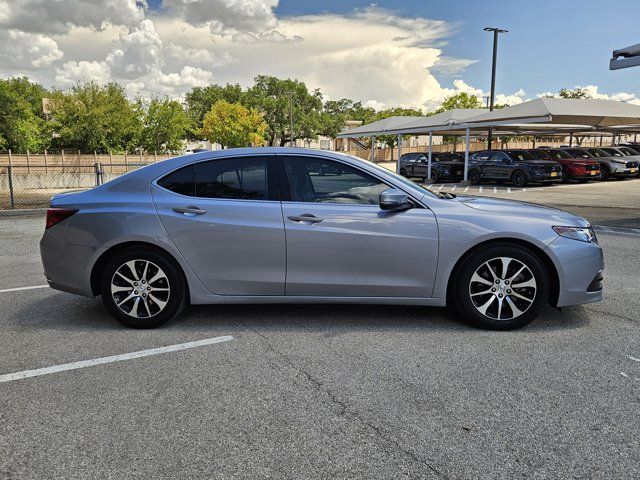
[456,195,589,227]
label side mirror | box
[501,158,512,164]
[380,188,411,211]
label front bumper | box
[545,235,604,307]
[531,171,563,182]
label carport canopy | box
[337,97,640,182]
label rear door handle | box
[287,214,324,224]
[173,206,207,216]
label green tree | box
[558,87,592,99]
[435,91,483,113]
[185,83,245,135]
[319,99,377,138]
[374,107,423,159]
[0,77,50,152]
[245,75,323,146]
[137,97,190,153]
[200,100,267,148]
[49,82,140,153]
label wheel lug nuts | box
[147,286,151,290]
[134,282,138,286]
[495,280,500,284]
[491,288,496,292]
[507,289,511,294]
[142,293,146,297]
[498,293,503,298]
[505,280,509,285]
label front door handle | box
[287,214,324,224]
[173,206,207,216]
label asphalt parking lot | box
[1,210,639,479]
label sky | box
[1,0,639,111]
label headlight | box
[612,159,627,164]
[552,226,597,243]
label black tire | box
[468,169,481,185]
[431,169,439,183]
[399,168,408,177]
[561,167,571,183]
[511,170,528,187]
[600,165,610,181]
[452,243,549,330]
[100,247,187,328]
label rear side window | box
[195,157,269,200]
[158,156,272,200]
[157,164,195,196]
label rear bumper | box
[545,236,604,307]
[40,231,100,297]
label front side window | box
[505,150,536,161]
[492,152,510,162]
[283,157,389,205]
[158,156,272,200]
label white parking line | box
[464,186,470,192]
[451,185,457,191]
[0,335,234,383]
[0,285,49,294]
[507,187,512,193]
[479,186,483,193]
[493,187,497,193]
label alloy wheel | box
[468,256,537,321]
[110,259,171,318]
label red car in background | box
[529,148,601,182]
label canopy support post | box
[370,136,375,162]
[461,128,471,185]
[425,131,434,184]
[569,132,573,147]
[397,134,401,174]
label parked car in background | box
[561,147,638,180]
[468,149,563,187]
[615,146,640,176]
[530,148,600,182]
[399,152,464,182]
[40,148,604,331]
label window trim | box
[153,154,280,202]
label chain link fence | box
[0,163,150,209]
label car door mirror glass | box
[379,188,411,211]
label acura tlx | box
[40,148,604,330]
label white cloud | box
[162,0,286,40]
[106,19,163,79]
[55,60,111,86]
[0,29,63,71]
[0,0,147,34]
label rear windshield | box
[587,148,611,158]
[505,150,537,161]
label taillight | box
[46,208,78,229]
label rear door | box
[151,155,286,296]
[278,155,439,297]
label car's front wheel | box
[100,247,187,328]
[468,169,481,185]
[511,170,528,187]
[453,244,549,330]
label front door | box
[151,155,286,296]
[278,155,439,297]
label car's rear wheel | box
[430,169,439,183]
[399,168,407,177]
[511,170,528,187]
[100,247,187,328]
[468,169,481,185]
[453,244,549,330]
[600,165,610,181]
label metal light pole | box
[484,27,508,149]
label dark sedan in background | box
[399,152,464,182]
[530,148,600,182]
[468,149,563,187]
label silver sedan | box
[40,148,604,330]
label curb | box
[0,208,47,217]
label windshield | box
[587,148,611,158]
[528,150,551,160]
[600,148,623,157]
[618,147,638,156]
[545,149,572,159]
[505,150,538,161]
